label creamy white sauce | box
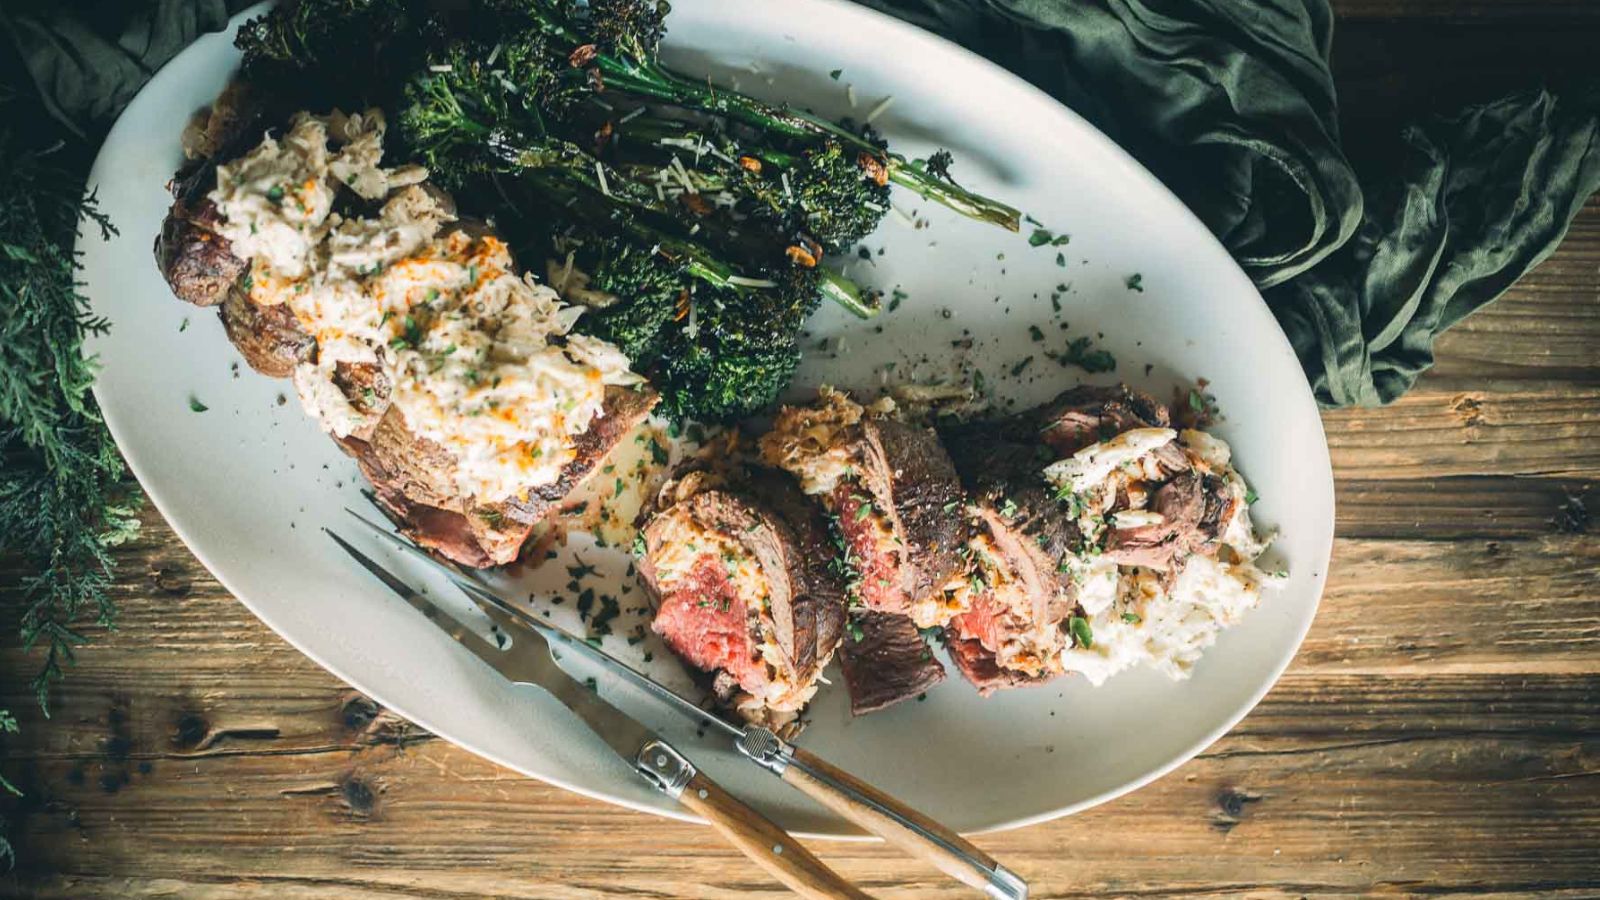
[211,109,640,501]
[1042,427,1176,497]
[1041,428,1282,685]
[1061,554,1277,686]
[1111,509,1166,530]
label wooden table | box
[3,4,1598,897]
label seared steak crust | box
[941,428,1082,693]
[1032,384,1170,457]
[947,634,1048,696]
[837,610,946,714]
[345,385,657,566]
[859,419,968,607]
[738,470,847,668]
[944,430,1080,610]
[638,464,846,728]
[219,287,315,377]
[159,196,248,307]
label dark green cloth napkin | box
[7,0,1598,406]
[857,0,1600,405]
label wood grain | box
[3,10,1600,899]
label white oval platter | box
[82,0,1334,836]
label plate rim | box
[84,0,1335,838]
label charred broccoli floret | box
[235,0,435,111]
[563,242,684,365]
[652,267,821,422]
[655,292,803,423]
[765,140,892,253]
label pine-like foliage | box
[0,88,143,866]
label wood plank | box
[1322,384,1600,480]
[1304,534,1599,673]
[1336,477,1593,540]
[4,670,1596,898]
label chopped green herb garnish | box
[1028,325,1044,342]
[854,501,874,521]
[265,184,285,203]
[1121,612,1142,624]
[1244,487,1259,505]
[1069,615,1094,648]
[829,68,843,80]
[1125,273,1144,292]
[1055,252,1066,267]
[187,396,208,413]
[178,317,189,333]
[1009,356,1033,377]
[1056,336,1116,373]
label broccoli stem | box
[820,268,881,318]
[594,60,1022,232]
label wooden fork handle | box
[779,747,1026,899]
[674,769,871,900]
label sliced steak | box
[941,428,1084,693]
[1191,471,1237,556]
[1032,384,1171,457]
[158,196,248,307]
[638,465,846,729]
[1103,469,1237,570]
[836,610,945,715]
[762,393,969,616]
[760,392,968,714]
[219,286,315,377]
[157,82,263,308]
[346,385,657,567]
[1104,470,1202,570]
[947,634,1048,696]
[857,419,968,609]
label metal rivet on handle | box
[773,844,783,855]
[698,789,708,799]
[656,754,668,768]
